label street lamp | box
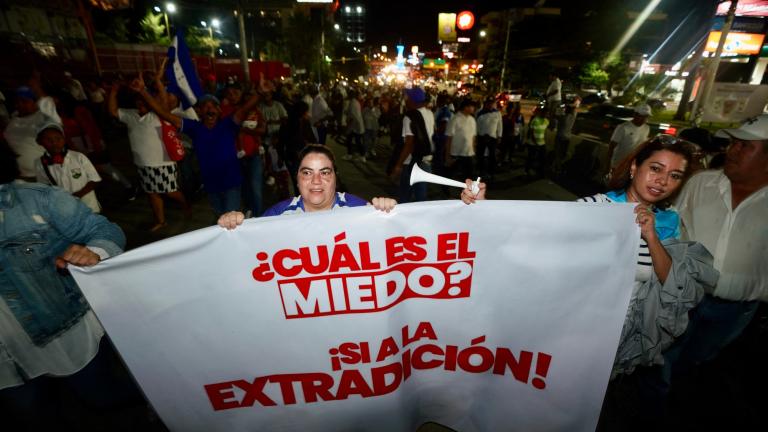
[479,30,487,38]
[155,3,176,39]
[202,19,220,58]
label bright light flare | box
[606,0,661,63]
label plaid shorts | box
[137,164,179,194]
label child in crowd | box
[34,122,102,213]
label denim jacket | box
[612,240,719,377]
[0,182,125,346]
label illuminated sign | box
[457,11,475,30]
[717,0,768,17]
[706,31,765,55]
[457,37,471,43]
[396,44,405,70]
[422,58,447,69]
[438,13,457,42]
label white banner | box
[71,201,639,432]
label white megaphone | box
[410,164,480,195]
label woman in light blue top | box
[579,135,720,377]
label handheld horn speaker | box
[409,163,480,195]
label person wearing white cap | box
[33,122,102,213]
[607,104,651,173]
[669,114,768,378]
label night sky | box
[364,0,720,62]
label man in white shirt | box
[545,73,562,108]
[3,87,58,181]
[260,91,288,144]
[607,104,651,172]
[446,99,477,181]
[670,115,768,373]
[390,87,435,202]
[475,97,503,181]
[310,86,333,145]
[342,90,365,161]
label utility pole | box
[691,0,738,125]
[499,11,512,93]
[237,1,251,84]
[76,0,102,76]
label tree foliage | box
[138,12,168,45]
[579,62,609,89]
[602,53,630,96]
[185,26,221,55]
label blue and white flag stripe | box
[166,29,203,109]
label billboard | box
[705,31,765,55]
[717,0,768,17]
[438,13,457,42]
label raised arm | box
[635,206,673,283]
[129,73,182,129]
[107,82,120,118]
[153,58,170,111]
[233,91,262,125]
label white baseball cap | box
[715,114,768,141]
[634,104,652,116]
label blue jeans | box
[398,161,429,203]
[208,187,241,217]
[666,295,759,379]
[241,155,263,217]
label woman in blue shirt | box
[218,144,396,228]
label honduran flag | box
[165,29,204,109]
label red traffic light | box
[457,11,475,30]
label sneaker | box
[370,149,377,157]
[356,155,367,163]
[341,154,354,161]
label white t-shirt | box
[346,99,365,134]
[610,121,650,167]
[0,309,105,390]
[260,101,288,135]
[311,95,332,125]
[117,109,173,167]
[446,112,476,157]
[546,78,562,103]
[476,109,503,138]
[3,111,52,178]
[401,107,435,164]
[34,150,102,213]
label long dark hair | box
[608,134,697,208]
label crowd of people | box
[1,66,766,431]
